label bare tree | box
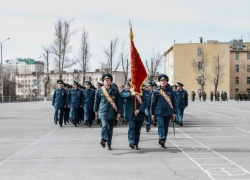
[145,49,163,81]
[210,53,225,93]
[119,40,129,84]
[2,65,16,96]
[100,37,120,75]
[78,27,91,84]
[42,46,51,99]
[191,46,209,92]
[51,18,77,79]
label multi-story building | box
[15,69,126,97]
[5,58,44,79]
[164,38,250,99]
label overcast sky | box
[1,0,250,73]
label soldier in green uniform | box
[202,91,207,101]
[210,91,213,101]
[191,91,196,101]
[216,91,220,101]
[224,91,228,101]
[235,92,239,101]
[198,92,202,101]
[214,91,218,101]
[221,91,224,101]
[245,92,248,101]
[94,74,123,150]
[241,92,245,101]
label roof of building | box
[6,58,44,65]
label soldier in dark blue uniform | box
[121,88,147,150]
[174,82,188,126]
[96,82,103,125]
[78,85,85,125]
[67,81,83,127]
[151,74,178,148]
[144,81,154,132]
[52,80,67,127]
[63,83,70,125]
[82,81,95,127]
[122,81,131,124]
[94,74,123,150]
[97,82,103,89]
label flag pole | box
[129,20,137,113]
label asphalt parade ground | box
[0,100,250,180]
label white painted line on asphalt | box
[177,129,250,174]
[235,127,246,132]
[192,147,198,151]
[222,168,231,176]
[199,164,232,166]
[0,127,58,166]
[168,139,215,180]
[197,128,201,131]
[188,107,233,118]
[248,131,250,133]
[185,112,204,119]
[168,128,250,179]
[192,157,223,160]
[215,117,218,119]
[216,128,221,130]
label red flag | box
[130,29,147,95]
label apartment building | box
[164,38,250,99]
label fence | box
[0,95,52,103]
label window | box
[235,77,239,84]
[198,62,203,70]
[235,65,239,72]
[247,77,250,84]
[247,65,250,72]
[198,76,202,84]
[247,53,250,60]
[235,89,239,93]
[235,52,239,60]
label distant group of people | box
[191,91,228,101]
[235,92,250,101]
[52,73,188,150]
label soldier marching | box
[55,72,247,150]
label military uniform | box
[52,80,67,127]
[191,91,196,101]
[210,91,213,101]
[96,82,103,125]
[202,91,207,101]
[144,81,154,132]
[67,81,83,127]
[174,82,188,126]
[151,74,178,148]
[94,74,123,150]
[78,85,85,125]
[121,89,147,150]
[82,81,95,127]
[216,91,220,101]
[198,92,202,101]
[63,83,70,125]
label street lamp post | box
[1,38,10,103]
[35,56,41,101]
